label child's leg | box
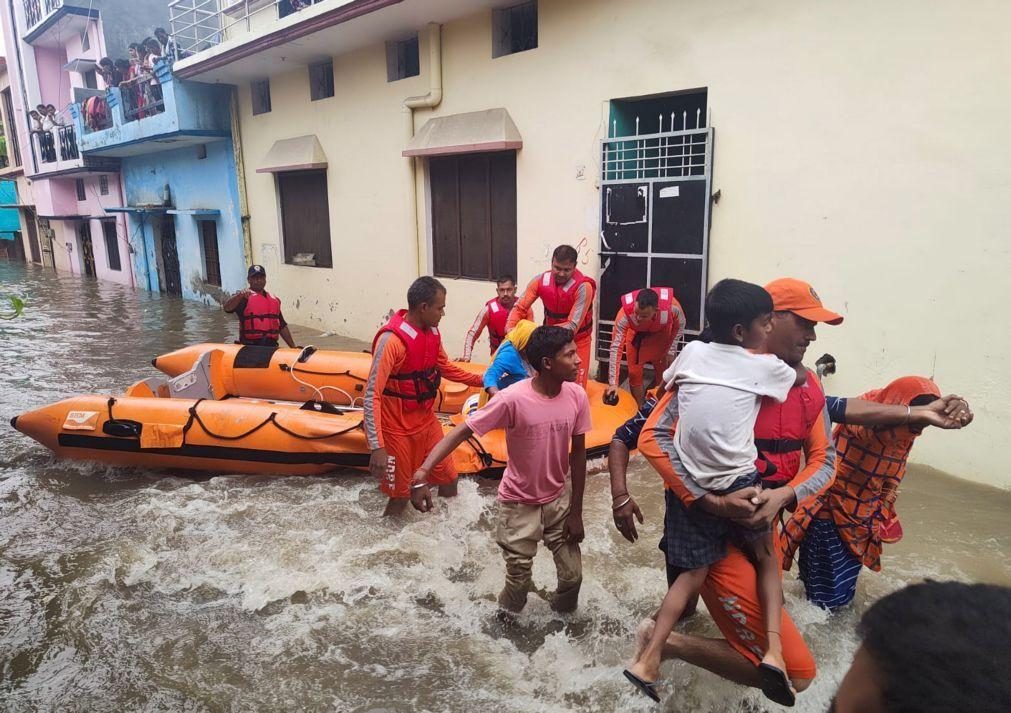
[748,530,788,672]
[627,566,709,682]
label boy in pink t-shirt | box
[411,326,592,612]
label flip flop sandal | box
[623,669,660,703]
[758,663,796,707]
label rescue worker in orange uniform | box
[781,377,974,611]
[366,276,485,517]
[620,277,843,699]
[222,264,296,348]
[604,286,686,407]
[459,274,517,362]
[506,245,596,388]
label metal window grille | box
[602,114,708,182]
[493,1,537,58]
[75,179,86,201]
[309,60,334,101]
[251,79,271,115]
[99,175,109,195]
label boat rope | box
[277,346,363,407]
[177,398,363,442]
[464,434,507,467]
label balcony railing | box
[23,0,61,31]
[30,124,79,166]
[168,0,326,57]
[120,77,166,123]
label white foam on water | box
[1,450,1008,711]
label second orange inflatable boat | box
[153,343,484,414]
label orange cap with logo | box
[765,278,843,325]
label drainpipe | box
[402,22,442,277]
[229,86,253,271]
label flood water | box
[2,260,1009,712]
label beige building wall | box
[236,0,1010,488]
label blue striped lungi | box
[797,518,863,611]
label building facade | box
[0,0,249,300]
[71,59,248,301]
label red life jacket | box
[486,297,509,351]
[620,287,679,334]
[753,370,826,487]
[371,309,442,412]
[536,269,596,337]
[240,291,282,344]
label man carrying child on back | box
[410,326,590,613]
[624,279,806,706]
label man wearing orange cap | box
[625,277,842,700]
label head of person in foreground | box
[831,580,1011,713]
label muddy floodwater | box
[2,261,1009,712]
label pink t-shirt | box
[465,379,592,504]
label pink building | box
[0,0,171,285]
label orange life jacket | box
[620,287,680,334]
[372,310,442,413]
[536,269,596,337]
[485,297,509,351]
[781,376,941,571]
[753,370,826,488]
[240,291,282,344]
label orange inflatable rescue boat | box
[12,348,638,477]
[153,343,484,414]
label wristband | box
[611,492,629,500]
[612,496,632,511]
[411,481,429,490]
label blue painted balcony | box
[70,59,232,158]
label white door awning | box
[256,135,328,173]
[403,108,522,158]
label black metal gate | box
[78,222,96,277]
[160,217,181,295]
[596,111,714,364]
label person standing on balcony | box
[45,105,64,127]
[38,105,53,131]
[154,27,187,61]
[127,43,143,80]
[114,59,131,83]
[98,58,122,88]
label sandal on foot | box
[623,669,660,702]
[758,663,796,707]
